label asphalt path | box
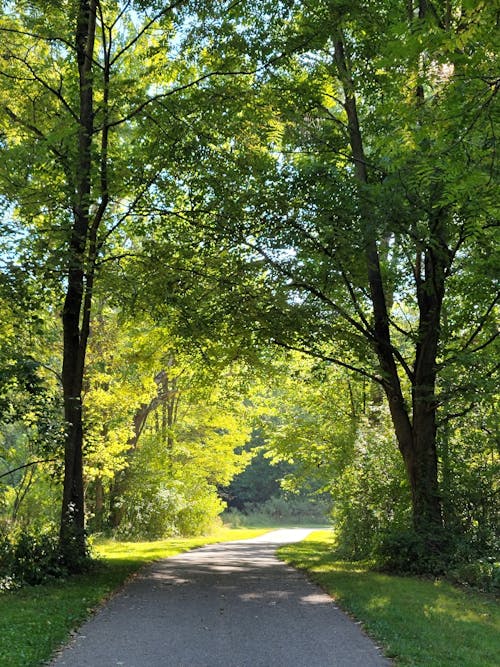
[51,528,391,666]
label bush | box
[377,528,454,576]
[448,559,500,593]
[377,526,500,589]
[0,528,69,587]
[116,479,225,540]
[328,414,412,561]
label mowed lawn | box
[0,527,267,667]
[278,530,500,667]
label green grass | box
[278,530,500,667]
[0,526,268,667]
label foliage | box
[258,353,497,569]
[448,559,500,595]
[0,268,63,532]
[438,404,499,560]
[329,414,412,560]
[0,527,82,589]
[0,0,272,562]
[117,475,224,540]
[279,531,500,667]
[113,364,253,539]
[376,527,454,576]
[0,0,497,575]
[225,495,329,528]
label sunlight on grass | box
[278,530,500,667]
[94,527,268,562]
[423,594,498,627]
[365,595,391,611]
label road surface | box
[51,528,391,666]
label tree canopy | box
[0,0,497,576]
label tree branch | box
[462,292,499,351]
[3,106,69,165]
[0,459,57,481]
[273,339,383,384]
[244,238,375,341]
[6,52,79,121]
[109,1,184,67]
[0,26,76,53]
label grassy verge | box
[0,526,268,667]
[278,530,499,667]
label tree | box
[102,339,253,539]
[179,0,498,549]
[0,0,255,565]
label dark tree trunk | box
[59,0,97,568]
[334,33,445,538]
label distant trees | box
[83,311,253,539]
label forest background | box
[0,0,497,590]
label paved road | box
[51,529,391,666]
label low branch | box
[437,403,476,426]
[273,339,383,384]
[0,459,57,481]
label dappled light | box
[51,530,390,667]
[280,532,500,667]
[0,0,497,665]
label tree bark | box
[59,0,97,567]
[334,33,444,535]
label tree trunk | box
[59,0,97,568]
[93,477,105,530]
[407,415,442,532]
[334,32,445,537]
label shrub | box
[448,559,500,593]
[376,524,500,589]
[377,528,454,576]
[116,479,225,540]
[0,528,70,587]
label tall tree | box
[181,0,498,547]
[0,0,243,565]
